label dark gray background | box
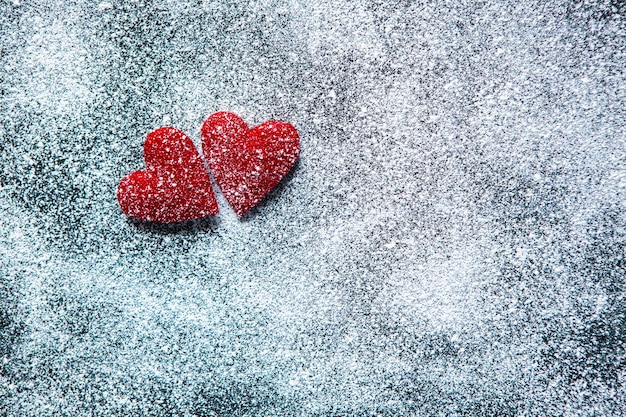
[1,0,625,415]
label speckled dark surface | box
[1,0,625,415]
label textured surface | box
[0,0,625,416]
[118,127,219,222]
[202,112,300,216]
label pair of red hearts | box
[117,112,300,222]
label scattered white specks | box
[1,0,624,415]
[98,2,113,12]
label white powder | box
[1,0,624,415]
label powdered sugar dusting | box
[1,0,624,415]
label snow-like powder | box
[1,0,624,415]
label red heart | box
[201,112,300,216]
[117,127,219,222]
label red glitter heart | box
[117,127,219,222]
[201,112,300,216]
